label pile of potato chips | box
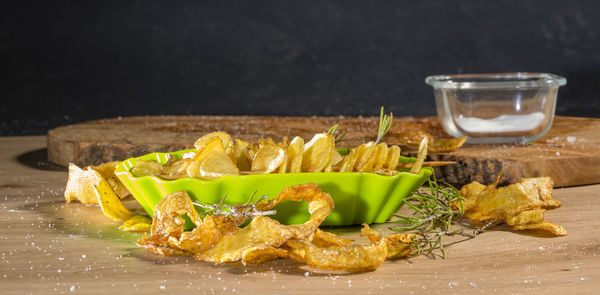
[129,131,415,180]
[65,162,152,232]
[460,176,566,236]
[138,183,416,271]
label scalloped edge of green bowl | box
[115,149,433,227]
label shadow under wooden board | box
[47,116,600,188]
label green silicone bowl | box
[115,149,432,226]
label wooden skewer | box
[396,161,457,168]
[238,161,457,174]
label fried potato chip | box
[331,150,344,167]
[286,136,304,173]
[373,143,389,171]
[138,191,221,256]
[93,175,135,222]
[194,131,232,152]
[302,133,335,172]
[385,145,401,170]
[161,158,190,178]
[460,176,566,236]
[119,215,152,232]
[130,159,164,177]
[354,142,376,172]
[90,161,130,199]
[278,141,289,174]
[228,139,251,171]
[297,240,388,272]
[396,130,434,149]
[360,224,415,259]
[241,246,288,265]
[409,136,428,174]
[187,151,239,180]
[193,137,226,163]
[251,139,286,173]
[339,147,360,173]
[430,136,468,153]
[65,163,101,205]
[312,229,353,247]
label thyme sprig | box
[375,106,393,144]
[192,193,276,219]
[390,175,464,258]
[326,123,346,145]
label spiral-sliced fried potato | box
[138,183,416,272]
[302,133,336,172]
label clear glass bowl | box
[425,73,566,144]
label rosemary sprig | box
[375,106,393,144]
[390,175,464,258]
[192,193,276,219]
[326,123,346,145]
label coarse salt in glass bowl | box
[425,73,566,144]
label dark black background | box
[2,1,599,136]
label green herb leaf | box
[375,107,393,144]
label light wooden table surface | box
[1,136,599,294]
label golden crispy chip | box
[278,141,289,173]
[312,229,353,247]
[194,132,232,152]
[385,145,401,170]
[91,161,130,199]
[130,159,164,177]
[339,148,360,173]
[195,216,296,263]
[373,143,389,171]
[302,133,335,172]
[138,192,241,256]
[194,137,226,163]
[65,163,101,205]
[331,150,344,167]
[261,183,334,235]
[241,246,288,265]
[409,137,428,174]
[361,224,415,259]
[293,239,388,272]
[384,233,416,259]
[430,136,468,153]
[119,215,152,232]
[94,175,135,222]
[161,158,190,178]
[286,137,304,173]
[228,139,251,171]
[512,221,567,236]
[460,176,566,236]
[251,139,286,173]
[187,151,239,180]
[395,130,434,149]
[354,142,376,172]
[359,143,379,172]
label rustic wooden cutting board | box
[47,115,600,187]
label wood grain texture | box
[3,136,600,294]
[47,116,600,187]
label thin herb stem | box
[192,194,276,219]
